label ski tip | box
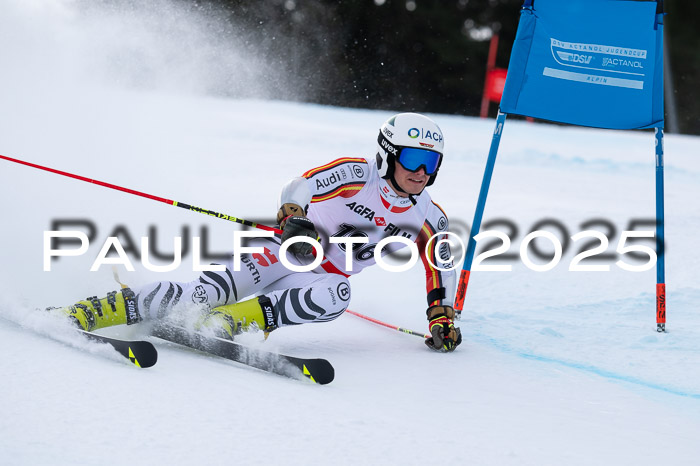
[128,343,158,368]
[78,329,159,368]
[302,360,335,385]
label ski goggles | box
[396,147,442,175]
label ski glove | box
[425,305,462,352]
[277,203,319,256]
[277,203,306,225]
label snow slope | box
[1,1,700,465]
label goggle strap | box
[377,132,399,158]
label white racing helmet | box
[376,113,444,192]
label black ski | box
[151,323,334,385]
[77,329,158,368]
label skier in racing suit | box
[53,113,461,352]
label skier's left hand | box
[425,305,462,352]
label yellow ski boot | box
[48,287,141,332]
[197,295,277,340]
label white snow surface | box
[1,1,700,465]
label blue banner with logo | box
[500,0,664,129]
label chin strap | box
[390,173,421,205]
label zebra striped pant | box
[133,236,351,328]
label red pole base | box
[454,270,471,317]
[656,283,666,333]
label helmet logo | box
[408,127,443,144]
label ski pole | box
[0,154,282,234]
[345,309,430,339]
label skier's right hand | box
[277,202,306,225]
[277,203,319,256]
